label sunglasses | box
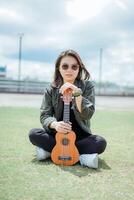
[61,63,79,71]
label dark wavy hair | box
[51,49,90,87]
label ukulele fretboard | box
[63,103,70,123]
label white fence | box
[0,79,134,96]
[0,79,49,94]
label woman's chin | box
[64,78,75,83]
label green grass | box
[0,107,134,200]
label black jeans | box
[29,128,107,155]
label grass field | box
[0,107,134,200]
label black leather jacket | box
[40,79,95,135]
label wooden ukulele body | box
[51,131,79,166]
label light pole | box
[18,33,24,81]
[98,48,103,95]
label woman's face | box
[59,55,79,83]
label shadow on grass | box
[99,158,111,170]
[31,157,52,166]
[59,158,111,177]
[31,157,111,177]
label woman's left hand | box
[59,82,78,94]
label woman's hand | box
[59,82,78,94]
[50,121,72,134]
[59,82,82,113]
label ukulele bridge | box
[58,156,72,161]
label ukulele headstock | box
[62,88,73,104]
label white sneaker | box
[79,153,98,169]
[36,147,51,161]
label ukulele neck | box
[63,103,70,123]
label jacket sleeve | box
[72,81,95,120]
[40,87,57,131]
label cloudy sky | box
[0,0,134,85]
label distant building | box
[0,66,6,78]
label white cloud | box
[66,0,111,21]
[0,7,25,24]
[0,0,134,86]
[114,0,127,10]
[85,43,134,86]
[0,35,18,56]
[1,55,54,82]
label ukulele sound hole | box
[62,138,69,145]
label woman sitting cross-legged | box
[29,49,107,169]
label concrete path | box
[0,93,134,111]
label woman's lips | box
[65,74,72,77]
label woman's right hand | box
[50,121,72,134]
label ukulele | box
[51,88,79,166]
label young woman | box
[29,49,107,168]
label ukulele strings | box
[63,89,73,165]
[65,102,71,165]
[68,103,72,164]
[66,103,70,165]
[63,102,67,165]
[69,93,72,164]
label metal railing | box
[0,79,134,96]
[0,79,49,94]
